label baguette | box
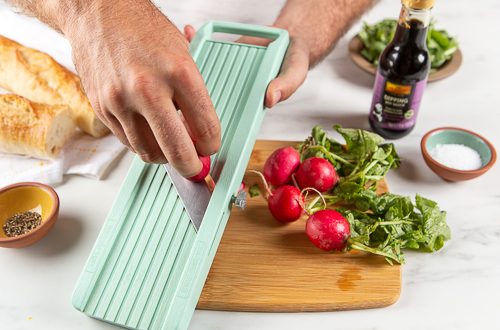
[0,94,76,159]
[0,35,109,137]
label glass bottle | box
[369,0,434,139]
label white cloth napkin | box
[0,132,126,188]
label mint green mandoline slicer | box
[72,22,289,330]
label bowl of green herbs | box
[348,18,461,82]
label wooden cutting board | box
[197,140,401,312]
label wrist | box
[45,0,98,37]
[273,0,377,67]
[273,18,322,66]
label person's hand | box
[62,1,221,178]
[185,0,378,111]
[184,25,309,109]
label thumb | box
[265,37,309,108]
[184,25,196,42]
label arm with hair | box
[3,0,221,178]
[270,0,378,105]
[186,0,377,107]
[276,0,378,66]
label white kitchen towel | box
[0,132,126,188]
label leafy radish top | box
[293,125,450,265]
[297,125,401,197]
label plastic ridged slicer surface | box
[72,21,289,330]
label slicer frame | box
[72,21,289,330]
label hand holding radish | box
[186,153,211,182]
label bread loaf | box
[0,94,76,159]
[0,35,109,137]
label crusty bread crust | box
[0,35,109,137]
[0,94,76,159]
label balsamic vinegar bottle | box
[369,0,433,139]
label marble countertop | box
[1,0,499,329]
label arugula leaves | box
[296,125,450,264]
[358,18,459,71]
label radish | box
[264,147,301,186]
[238,182,246,193]
[306,209,350,251]
[295,157,338,192]
[268,185,305,223]
[250,170,305,223]
[186,154,211,182]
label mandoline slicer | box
[72,21,289,330]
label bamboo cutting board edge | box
[197,140,402,312]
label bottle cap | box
[402,0,435,9]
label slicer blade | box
[163,163,211,232]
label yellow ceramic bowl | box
[0,182,59,248]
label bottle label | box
[369,72,427,130]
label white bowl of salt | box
[421,127,497,181]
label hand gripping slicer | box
[72,21,289,330]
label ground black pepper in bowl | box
[2,211,43,237]
[0,183,60,248]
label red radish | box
[238,182,246,193]
[295,157,338,192]
[268,185,305,223]
[186,154,211,182]
[264,147,301,186]
[306,209,350,251]
[250,170,304,223]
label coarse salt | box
[429,144,482,171]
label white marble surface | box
[1,0,499,329]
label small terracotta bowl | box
[0,182,59,248]
[421,127,497,181]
